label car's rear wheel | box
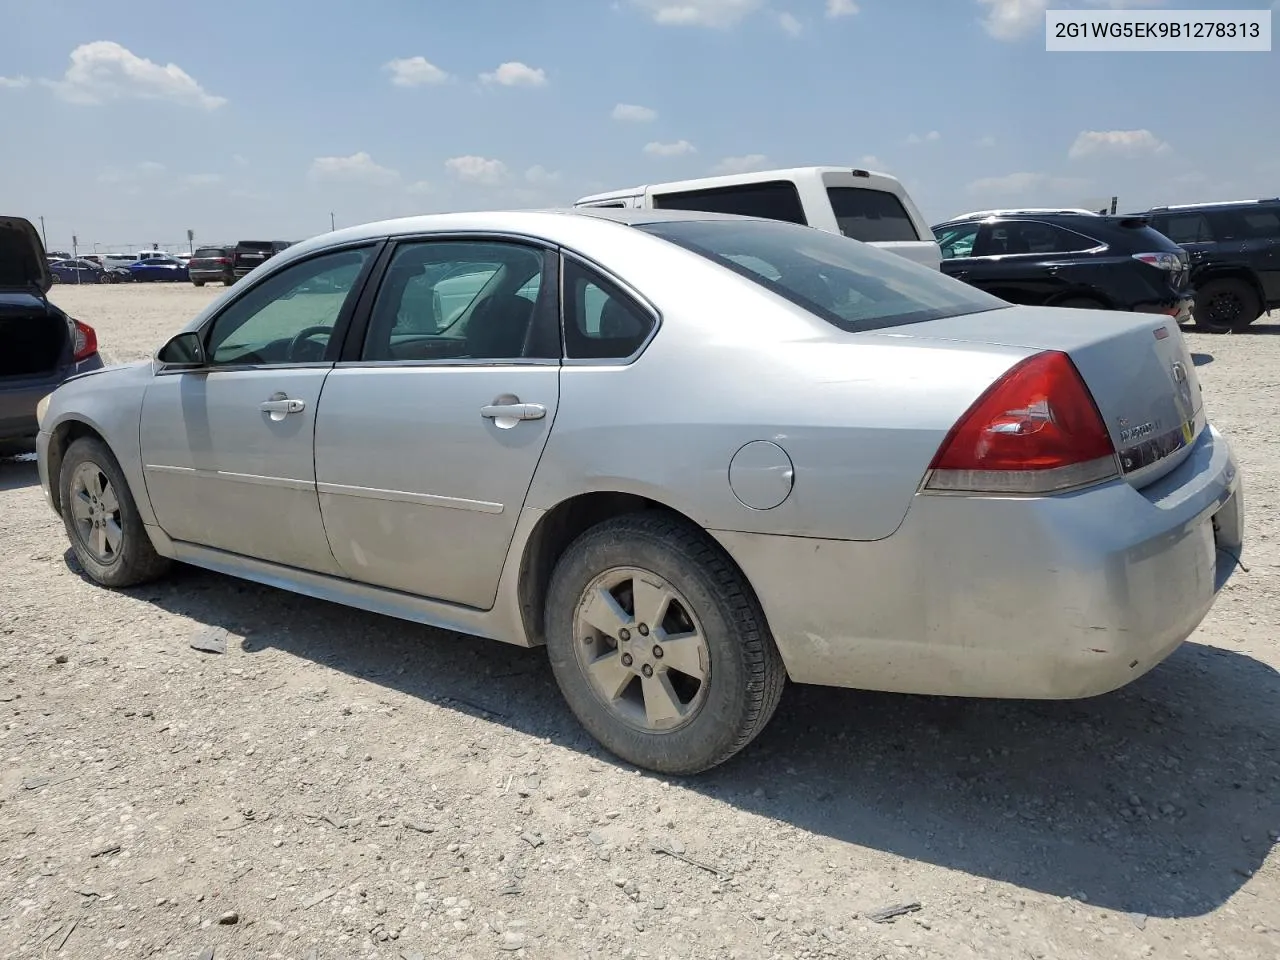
[192,280,205,287]
[1054,296,1108,310]
[1194,279,1260,333]
[59,437,171,588]
[544,512,786,775]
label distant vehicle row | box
[187,240,292,286]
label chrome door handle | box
[260,397,306,421]
[481,402,546,421]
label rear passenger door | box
[1215,207,1280,302]
[1152,212,1218,271]
[312,238,561,610]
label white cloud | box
[977,135,997,148]
[1068,129,1171,160]
[644,140,697,157]
[612,103,658,122]
[480,62,547,87]
[182,173,222,186]
[826,0,859,15]
[446,155,509,185]
[525,165,561,185]
[231,154,249,167]
[138,161,166,175]
[859,154,886,170]
[308,152,400,186]
[906,130,941,145]
[43,41,225,109]
[631,0,764,28]
[712,154,769,174]
[977,0,1049,41]
[0,75,31,88]
[407,180,434,196]
[778,12,803,35]
[966,171,1092,196]
[384,56,449,87]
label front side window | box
[639,217,1007,333]
[933,223,980,259]
[361,240,550,362]
[205,247,373,365]
[651,181,808,226]
[563,260,655,360]
[827,187,919,242]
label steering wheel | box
[288,325,333,362]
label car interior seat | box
[465,293,535,358]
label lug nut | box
[652,645,663,659]
[621,653,634,668]
[619,628,631,642]
[638,623,649,636]
[641,664,654,678]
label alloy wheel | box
[69,461,123,564]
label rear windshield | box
[651,180,808,226]
[237,242,276,251]
[637,218,1007,333]
[193,247,227,258]
[827,187,920,242]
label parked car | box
[49,258,106,284]
[81,254,104,267]
[35,209,1243,775]
[233,240,293,279]
[46,250,72,262]
[576,166,940,268]
[1142,198,1280,332]
[1,216,102,455]
[931,210,1193,321]
[127,257,189,283]
[187,245,235,286]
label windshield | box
[637,218,1008,332]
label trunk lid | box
[0,216,52,294]
[879,305,1204,489]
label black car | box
[188,245,235,286]
[1143,199,1280,332]
[232,239,292,279]
[1,217,103,455]
[931,210,1193,322]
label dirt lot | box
[2,283,1277,960]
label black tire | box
[223,278,235,286]
[192,280,205,287]
[58,436,171,588]
[1193,279,1260,333]
[1054,296,1108,310]
[544,512,786,775]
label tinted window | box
[651,181,807,226]
[1237,208,1280,238]
[362,241,548,362]
[827,187,919,242]
[972,220,1098,257]
[193,246,227,258]
[206,247,373,365]
[639,218,1006,333]
[563,261,655,360]
[933,223,979,259]
[1157,213,1214,244]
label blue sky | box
[1,0,1276,253]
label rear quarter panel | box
[525,228,1030,542]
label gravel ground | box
[2,283,1277,960]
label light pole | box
[39,216,48,249]
[330,212,335,232]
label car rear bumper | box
[1133,295,1194,325]
[188,268,230,282]
[712,424,1243,699]
[1,354,105,441]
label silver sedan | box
[35,209,1245,774]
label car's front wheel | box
[58,437,172,588]
[1194,278,1260,333]
[545,512,786,775]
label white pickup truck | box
[575,166,941,269]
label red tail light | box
[925,351,1118,495]
[71,319,98,362]
[216,257,230,264]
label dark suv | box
[187,245,234,286]
[232,240,292,279]
[1143,199,1280,332]
[931,210,1192,322]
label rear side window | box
[651,181,807,226]
[1236,208,1280,238]
[1155,213,1214,244]
[973,220,1100,256]
[827,187,919,242]
[562,260,655,360]
[638,218,1007,333]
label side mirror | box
[157,331,206,368]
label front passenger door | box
[139,245,376,572]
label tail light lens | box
[71,319,98,362]
[216,257,231,264]
[925,351,1118,495]
[1131,252,1185,271]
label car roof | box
[575,165,905,204]
[1146,198,1280,212]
